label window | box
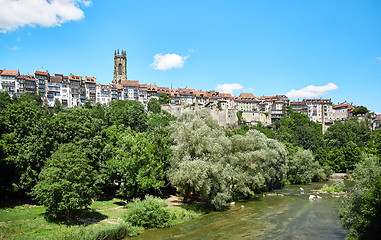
[118,63,123,75]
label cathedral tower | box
[113,49,127,85]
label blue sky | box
[1,0,380,112]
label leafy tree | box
[367,129,381,157]
[101,127,167,198]
[0,90,11,110]
[158,94,170,104]
[325,118,371,149]
[32,143,99,219]
[167,110,232,209]
[168,110,288,209]
[286,149,330,184]
[147,98,161,113]
[53,99,62,113]
[340,155,381,239]
[352,106,368,116]
[0,98,53,194]
[105,100,147,132]
[228,130,287,194]
[236,110,243,124]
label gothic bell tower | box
[113,49,127,85]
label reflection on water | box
[131,182,349,240]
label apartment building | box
[16,75,37,95]
[0,70,20,96]
[304,98,333,124]
[96,84,112,105]
[332,101,355,121]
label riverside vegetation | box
[0,91,380,239]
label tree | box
[147,98,161,113]
[352,106,368,116]
[236,110,243,124]
[167,110,232,209]
[340,155,381,239]
[0,90,11,110]
[0,98,53,195]
[228,130,287,194]
[159,94,170,104]
[101,127,167,198]
[105,100,147,132]
[32,143,99,219]
[168,110,288,209]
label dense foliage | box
[232,110,377,173]
[124,195,175,228]
[168,110,287,209]
[2,91,380,235]
[32,143,99,219]
[0,93,174,219]
[340,155,381,240]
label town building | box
[0,70,20,96]
[332,101,355,121]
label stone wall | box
[162,105,271,128]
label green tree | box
[0,98,53,195]
[158,94,170,104]
[101,127,167,198]
[167,110,232,209]
[32,143,99,219]
[340,155,381,239]
[352,106,368,116]
[105,100,147,132]
[236,110,243,124]
[147,98,161,113]
[0,90,11,110]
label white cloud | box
[10,46,21,50]
[151,53,189,70]
[286,83,338,99]
[215,83,244,94]
[377,57,381,60]
[0,0,91,33]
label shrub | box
[65,222,142,240]
[124,195,175,228]
[321,180,345,193]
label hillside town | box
[1,50,380,130]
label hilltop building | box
[1,50,375,129]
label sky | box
[0,0,380,112]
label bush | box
[124,195,175,228]
[321,180,345,193]
[65,222,141,240]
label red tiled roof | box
[219,93,232,98]
[50,76,61,83]
[35,70,49,76]
[239,93,255,98]
[121,80,139,87]
[1,69,19,76]
[333,102,353,109]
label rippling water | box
[131,181,349,240]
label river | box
[131,181,350,240]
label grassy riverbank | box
[0,197,208,240]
